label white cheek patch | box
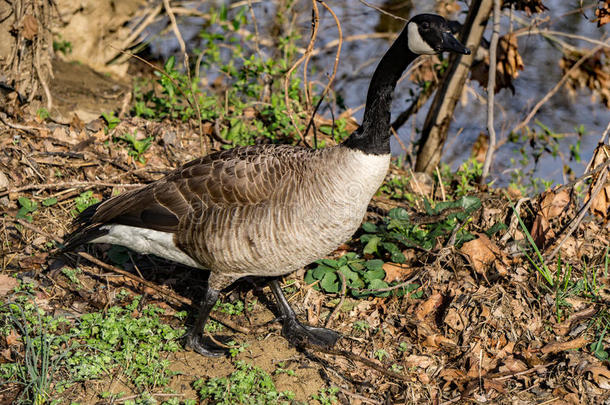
[407,22,436,55]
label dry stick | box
[324,269,346,328]
[481,0,501,183]
[283,2,321,144]
[303,0,320,110]
[309,345,408,381]
[435,166,446,202]
[510,44,604,135]
[556,157,610,193]
[546,163,609,261]
[390,127,409,156]
[0,181,141,198]
[356,272,420,294]
[246,0,263,57]
[500,197,530,244]
[513,29,610,50]
[76,252,251,334]
[358,0,407,21]
[582,121,610,175]
[162,0,207,155]
[301,0,343,147]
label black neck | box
[343,29,417,155]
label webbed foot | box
[184,330,229,357]
[282,316,341,348]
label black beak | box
[442,31,471,55]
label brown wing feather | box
[67,144,313,239]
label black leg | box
[269,279,341,349]
[185,287,226,357]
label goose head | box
[407,14,471,56]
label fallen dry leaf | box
[444,307,465,331]
[541,336,588,354]
[498,356,528,373]
[0,274,19,297]
[423,334,457,349]
[5,329,20,346]
[459,234,499,274]
[587,145,610,219]
[415,292,443,321]
[540,188,571,219]
[530,214,553,249]
[404,354,435,369]
[383,262,413,283]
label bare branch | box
[481,0,501,182]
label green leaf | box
[42,197,58,206]
[338,266,363,289]
[364,260,384,271]
[304,270,316,286]
[361,222,378,233]
[320,258,339,269]
[363,235,381,255]
[312,264,336,279]
[320,272,339,293]
[367,279,390,297]
[388,208,409,221]
[364,268,385,282]
[164,56,175,72]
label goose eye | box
[420,21,430,30]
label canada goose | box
[62,14,469,356]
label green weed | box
[114,131,153,164]
[311,387,339,405]
[193,360,295,404]
[132,6,350,148]
[16,196,38,222]
[71,190,100,216]
[1,293,186,403]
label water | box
[145,0,609,188]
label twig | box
[162,0,207,155]
[302,1,343,148]
[435,166,446,202]
[0,181,141,198]
[546,165,609,261]
[510,44,604,135]
[0,112,39,133]
[358,0,407,21]
[14,218,63,244]
[582,121,610,175]
[283,1,320,145]
[500,197,530,244]
[514,29,610,49]
[390,127,409,156]
[308,345,408,381]
[556,153,610,193]
[303,0,320,111]
[325,270,346,328]
[356,272,420,294]
[492,362,553,381]
[481,0,501,183]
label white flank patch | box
[407,22,436,55]
[92,225,203,269]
